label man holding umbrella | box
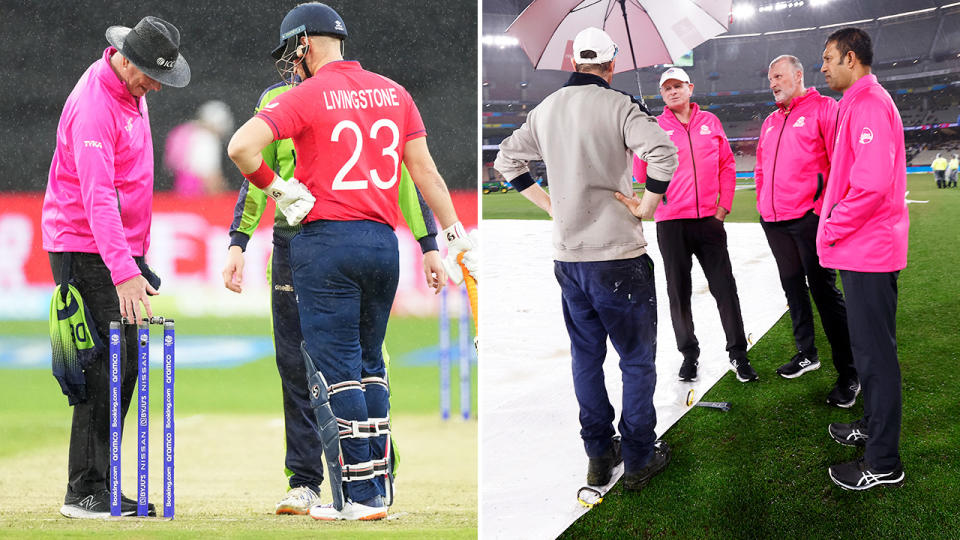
[495,27,678,492]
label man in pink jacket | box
[818,28,909,491]
[630,67,758,384]
[755,55,858,407]
[41,16,190,518]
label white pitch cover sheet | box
[481,220,787,539]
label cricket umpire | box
[227,2,477,521]
[818,27,909,490]
[495,27,677,492]
[756,55,858,407]
[41,16,190,518]
[634,67,758,384]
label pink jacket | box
[634,103,735,221]
[817,74,909,272]
[42,47,153,285]
[755,88,837,221]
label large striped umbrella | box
[506,0,732,96]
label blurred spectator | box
[948,154,959,188]
[164,100,234,195]
[932,153,947,188]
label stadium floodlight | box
[759,1,805,12]
[732,3,756,20]
[483,34,520,48]
[809,0,830,6]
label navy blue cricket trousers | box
[290,219,399,503]
[840,270,902,471]
[270,235,326,492]
[554,254,659,472]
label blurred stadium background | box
[0,2,477,534]
[482,0,960,192]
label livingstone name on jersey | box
[323,88,400,111]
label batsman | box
[222,77,448,514]
[227,2,478,521]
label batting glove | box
[442,223,478,285]
[266,176,315,226]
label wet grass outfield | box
[0,316,477,537]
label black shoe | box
[829,457,904,491]
[826,378,860,408]
[586,436,622,486]
[730,357,758,382]
[120,493,157,517]
[623,440,670,491]
[60,490,110,519]
[828,419,868,447]
[678,358,699,382]
[776,352,820,379]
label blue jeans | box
[290,220,399,503]
[554,254,658,472]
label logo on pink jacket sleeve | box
[699,125,711,135]
[858,127,873,144]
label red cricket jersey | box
[256,60,426,228]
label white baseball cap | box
[573,27,618,64]
[659,67,691,87]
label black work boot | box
[586,436,622,486]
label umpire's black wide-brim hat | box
[106,16,190,88]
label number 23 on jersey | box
[330,118,400,191]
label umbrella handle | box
[617,0,646,108]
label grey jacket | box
[494,72,678,262]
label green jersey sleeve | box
[228,83,299,249]
[397,162,439,253]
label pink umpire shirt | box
[755,88,838,221]
[634,103,736,222]
[42,47,154,286]
[817,74,909,272]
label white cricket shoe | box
[275,486,320,515]
[309,495,387,521]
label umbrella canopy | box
[506,0,732,74]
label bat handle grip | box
[457,252,478,333]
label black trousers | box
[761,212,856,381]
[49,252,140,497]
[840,270,902,471]
[656,217,747,361]
[271,236,326,491]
